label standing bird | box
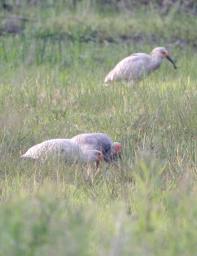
[71,133,122,164]
[21,138,103,166]
[104,47,177,84]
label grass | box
[0,2,197,255]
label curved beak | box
[110,152,122,162]
[166,55,177,69]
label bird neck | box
[150,54,163,71]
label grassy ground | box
[0,3,197,255]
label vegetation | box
[0,1,196,255]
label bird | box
[71,133,122,164]
[104,47,177,84]
[21,138,103,166]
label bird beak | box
[110,151,122,162]
[117,153,122,160]
[166,55,177,69]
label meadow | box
[0,1,197,255]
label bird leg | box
[96,159,100,169]
[93,150,104,179]
[93,160,101,178]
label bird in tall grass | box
[71,133,122,164]
[21,133,121,168]
[21,138,103,167]
[104,47,177,85]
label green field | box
[0,2,197,255]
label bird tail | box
[104,71,114,85]
[20,153,37,160]
[20,153,28,158]
[104,76,109,84]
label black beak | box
[166,56,177,69]
[110,153,122,162]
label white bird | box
[21,138,103,165]
[71,133,122,180]
[71,133,122,164]
[104,47,177,84]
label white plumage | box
[21,134,122,181]
[104,47,177,84]
[21,138,103,164]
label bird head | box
[151,47,177,69]
[111,142,122,161]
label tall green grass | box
[0,3,197,255]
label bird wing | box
[21,139,81,161]
[104,53,151,82]
[71,133,113,162]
